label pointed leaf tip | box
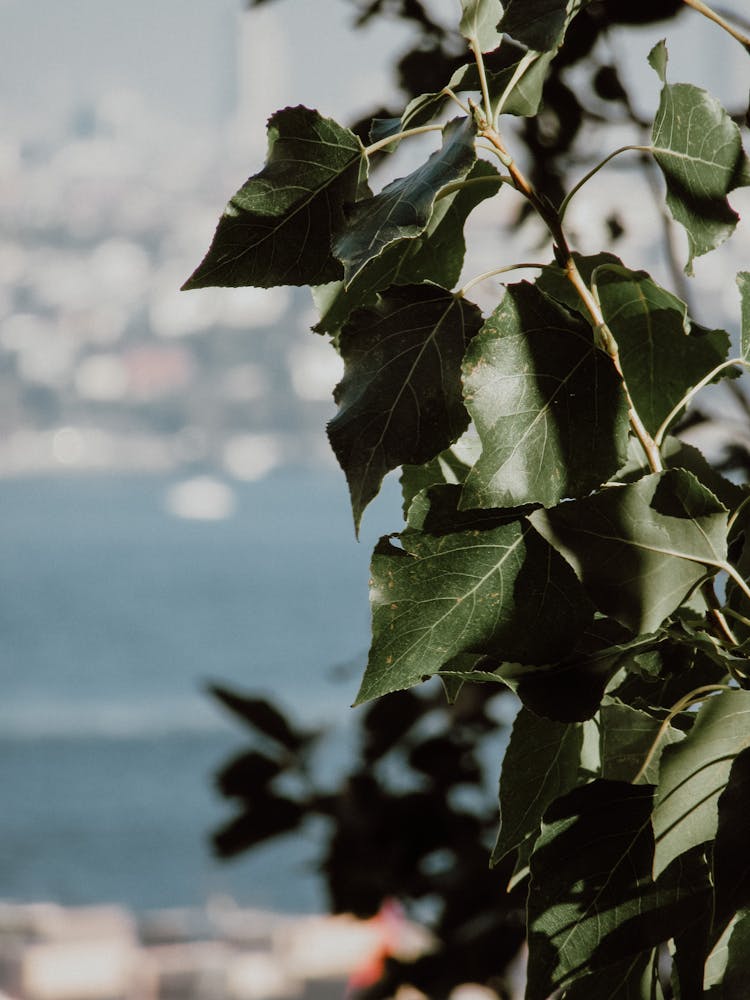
[648,39,668,82]
[183,106,364,290]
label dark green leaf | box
[527,780,656,996]
[209,685,312,751]
[213,794,305,858]
[615,436,745,511]
[704,910,750,997]
[492,707,582,865]
[406,484,534,536]
[649,55,750,274]
[739,272,750,362]
[532,469,729,633]
[594,265,731,436]
[461,282,629,509]
[216,750,283,798]
[652,690,750,877]
[599,698,685,785]
[356,515,593,703]
[562,951,665,1000]
[314,160,502,335]
[713,747,750,937]
[499,0,585,52]
[529,783,711,997]
[333,118,477,287]
[183,107,364,289]
[459,0,503,52]
[327,285,483,530]
[400,434,481,516]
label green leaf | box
[652,690,750,878]
[711,747,750,937]
[527,781,656,996]
[593,265,731,436]
[400,433,481,516]
[499,0,586,52]
[615,436,745,511]
[704,910,750,997]
[314,160,502,335]
[356,514,593,703]
[739,272,750,362]
[647,39,668,83]
[494,618,641,723]
[459,0,503,52]
[650,57,750,274]
[327,285,483,530]
[493,707,583,865]
[532,470,729,634]
[561,951,665,1000]
[333,118,477,288]
[183,107,364,290]
[599,698,686,785]
[461,283,629,509]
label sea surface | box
[0,469,401,913]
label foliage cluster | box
[187,1,750,996]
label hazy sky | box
[0,0,418,133]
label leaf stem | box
[681,0,750,51]
[443,87,472,116]
[435,173,510,202]
[458,262,553,298]
[632,684,733,784]
[469,39,494,125]
[364,123,446,157]
[559,145,652,221]
[654,358,750,447]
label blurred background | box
[0,0,749,997]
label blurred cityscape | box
[0,76,343,483]
[1,0,748,487]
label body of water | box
[0,470,399,913]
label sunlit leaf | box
[704,910,750,997]
[532,470,729,633]
[461,283,629,509]
[328,285,483,530]
[652,690,750,877]
[333,118,476,287]
[356,513,593,703]
[527,780,701,996]
[459,0,503,52]
[183,107,364,289]
[649,46,750,274]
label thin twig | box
[559,146,651,221]
[458,262,552,298]
[681,0,750,51]
[364,123,445,157]
[632,684,733,784]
